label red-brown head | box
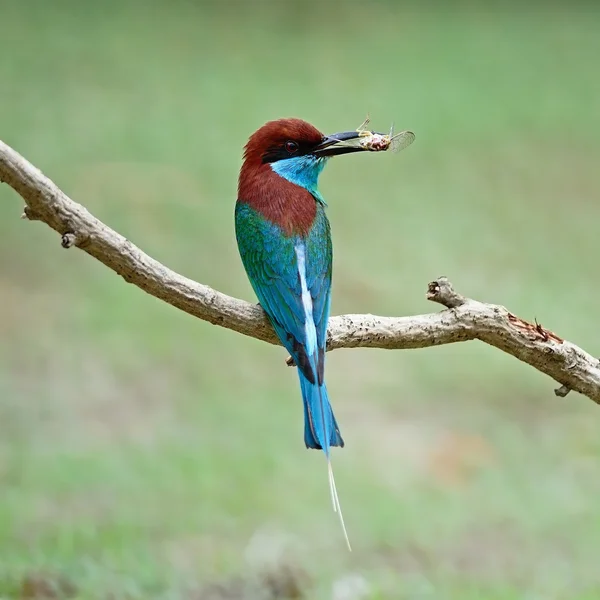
[243,118,324,165]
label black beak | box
[313,131,368,157]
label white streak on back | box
[295,243,317,356]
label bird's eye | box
[285,141,299,154]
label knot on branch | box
[61,232,77,248]
[21,206,42,221]
[426,276,467,309]
[61,230,89,249]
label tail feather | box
[328,458,351,551]
[298,369,350,550]
[298,371,344,450]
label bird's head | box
[240,118,371,201]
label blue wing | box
[235,202,332,383]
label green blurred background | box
[1,1,599,598]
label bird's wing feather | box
[235,203,332,376]
[235,203,308,353]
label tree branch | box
[2,139,600,404]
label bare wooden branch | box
[2,139,600,404]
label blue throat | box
[270,155,328,204]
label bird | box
[235,118,374,550]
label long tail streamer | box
[328,458,351,551]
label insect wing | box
[390,131,415,153]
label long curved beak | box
[313,131,368,157]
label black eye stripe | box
[261,140,312,163]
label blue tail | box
[297,368,351,550]
[298,370,344,452]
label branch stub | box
[61,232,77,249]
[427,277,467,309]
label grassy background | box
[1,1,599,598]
